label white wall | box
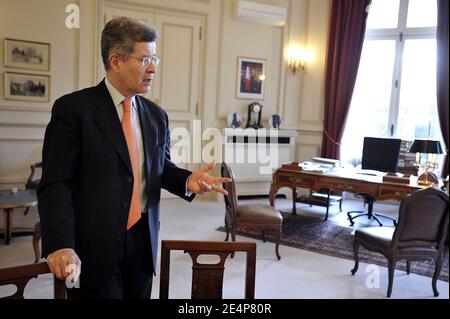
[0,0,79,187]
[0,0,330,188]
[216,0,285,121]
[295,0,330,161]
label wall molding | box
[296,122,323,133]
[0,177,26,185]
[0,104,51,112]
[214,0,226,121]
[296,141,321,147]
[186,0,210,4]
[279,127,322,135]
[296,127,322,135]
[0,120,48,127]
[0,137,44,142]
[295,141,321,162]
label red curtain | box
[437,0,449,178]
[321,0,371,159]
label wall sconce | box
[286,45,307,74]
[288,58,306,74]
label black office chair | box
[347,137,402,227]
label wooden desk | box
[269,164,425,219]
[0,189,37,245]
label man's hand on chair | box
[47,248,81,281]
[187,163,232,195]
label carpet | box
[217,213,449,282]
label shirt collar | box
[104,76,136,108]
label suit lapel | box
[93,80,132,174]
[136,96,158,172]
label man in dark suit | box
[37,16,231,299]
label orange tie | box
[122,98,141,230]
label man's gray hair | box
[101,16,158,71]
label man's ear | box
[109,54,121,72]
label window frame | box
[341,0,443,171]
[364,0,437,138]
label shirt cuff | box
[185,174,193,197]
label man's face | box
[117,42,157,96]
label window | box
[341,0,443,172]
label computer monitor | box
[361,137,402,172]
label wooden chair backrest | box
[221,162,238,216]
[25,162,43,190]
[159,240,256,299]
[0,262,66,299]
[392,188,449,251]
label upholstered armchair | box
[351,187,449,297]
[221,162,283,260]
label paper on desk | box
[355,169,387,177]
[311,157,340,167]
[300,162,332,173]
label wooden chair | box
[25,162,42,190]
[21,162,43,262]
[221,162,283,260]
[32,221,41,263]
[0,262,66,299]
[159,240,256,299]
[23,162,42,216]
[351,187,449,297]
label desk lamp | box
[409,139,443,186]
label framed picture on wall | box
[236,57,266,100]
[4,38,50,71]
[4,72,50,102]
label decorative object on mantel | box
[245,102,263,129]
[227,112,242,128]
[4,38,50,71]
[269,114,282,129]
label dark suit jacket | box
[37,80,194,286]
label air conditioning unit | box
[234,0,287,27]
